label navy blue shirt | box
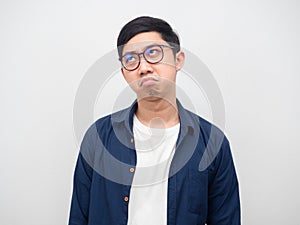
[69,100,241,225]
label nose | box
[138,54,153,76]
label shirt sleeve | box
[68,153,93,225]
[206,137,241,225]
[68,124,98,225]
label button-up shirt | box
[68,100,241,225]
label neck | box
[135,97,179,128]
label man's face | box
[120,31,184,101]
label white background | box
[1,0,299,224]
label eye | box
[124,54,137,64]
[145,46,161,57]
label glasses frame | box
[120,44,175,71]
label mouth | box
[139,76,159,87]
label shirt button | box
[124,196,129,202]
[130,138,134,143]
[129,167,135,173]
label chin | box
[137,91,161,101]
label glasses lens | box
[122,53,139,70]
[144,45,163,63]
[121,45,165,71]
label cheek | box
[123,73,141,89]
[157,66,177,80]
[123,72,136,83]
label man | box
[69,16,241,225]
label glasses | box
[120,44,174,71]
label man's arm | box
[68,124,98,225]
[206,137,241,225]
[68,153,93,225]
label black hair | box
[117,16,180,58]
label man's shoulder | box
[183,108,226,144]
[91,105,132,131]
[183,107,221,130]
[96,106,130,122]
[81,106,131,144]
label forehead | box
[122,31,168,53]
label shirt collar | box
[111,99,197,137]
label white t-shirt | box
[127,115,180,225]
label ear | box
[121,68,125,77]
[175,51,185,71]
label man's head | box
[117,16,185,101]
[117,16,180,58]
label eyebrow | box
[122,42,163,56]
